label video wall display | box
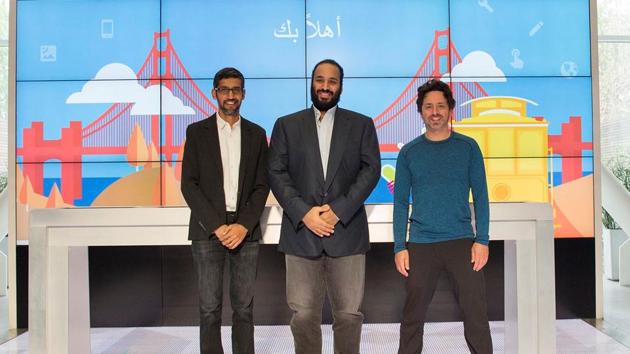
[14,0,593,239]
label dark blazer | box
[267,108,381,257]
[181,114,270,241]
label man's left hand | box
[471,243,489,271]
[222,224,248,250]
[320,204,339,226]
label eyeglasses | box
[215,87,243,95]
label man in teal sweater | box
[393,79,492,354]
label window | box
[598,0,630,163]
[0,0,8,188]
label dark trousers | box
[191,237,259,354]
[398,239,492,354]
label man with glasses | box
[268,59,380,354]
[393,79,492,354]
[181,67,269,354]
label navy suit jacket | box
[181,114,269,241]
[267,108,381,257]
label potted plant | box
[602,154,630,281]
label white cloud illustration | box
[66,63,195,115]
[66,63,145,103]
[130,85,195,116]
[444,51,506,82]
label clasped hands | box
[214,223,248,249]
[302,204,339,237]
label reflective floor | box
[1,279,630,352]
[0,297,21,346]
[0,319,628,353]
[588,277,630,349]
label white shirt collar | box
[313,105,337,122]
[217,112,241,130]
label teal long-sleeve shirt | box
[393,132,489,254]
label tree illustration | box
[144,142,159,169]
[126,123,149,171]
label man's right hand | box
[302,206,335,237]
[395,250,410,277]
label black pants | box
[398,239,492,354]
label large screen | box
[14,0,593,239]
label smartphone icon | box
[101,19,114,39]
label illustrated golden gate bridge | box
[16,29,591,204]
[375,29,488,151]
[18,30,218,203]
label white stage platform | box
[1,321,629,353]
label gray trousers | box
[285,253,366,354]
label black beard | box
[311,85,341,112]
